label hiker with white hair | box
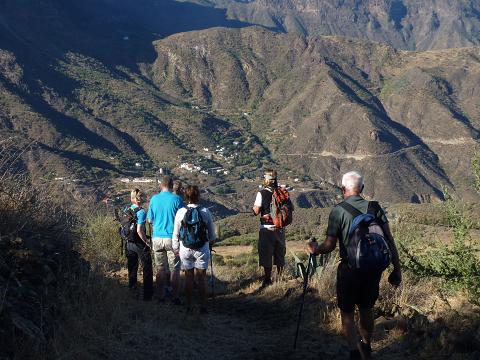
[308,171,402,359]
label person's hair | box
[263,169,278,188]
[130,188,145,204]
[341,171,364,192]
[161,175,173,189]
[172,180,183,195]
[184,185,200,204]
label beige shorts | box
[152,237,180,272]
[258,228,286,268]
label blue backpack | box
[339,201,391,272]
[179,207,209,249]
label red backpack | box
[270,187,293,229]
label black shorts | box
[336,262,382,313]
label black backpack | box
[115,206,142,254]
[339,201,391,272]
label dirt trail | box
[103,265,416,360]
[278,145,422,161]
[278,137,478,161]
[93,237,479,359]
[106,272,344,359]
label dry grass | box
[42,245,480,360]
[0,140,81,358]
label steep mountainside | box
[182,0,480,50]
[0,0,479,204]
[0,0,262,185]
[152,27,480,202]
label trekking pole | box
[209,246,215,302]
[293,243,316,350]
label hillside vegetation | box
[0,1,479,206]
[153,27,480,202]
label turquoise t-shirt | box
[131,204,146,225]
[147,191,184,238]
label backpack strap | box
[338,202,363,218]
[367,201,378,215]
[367,201,385,225]
[130,206,142,223]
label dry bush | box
[0,140,83,359]
[76,213,123,268]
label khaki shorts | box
[152,237,180,272]
[258,228,286,268]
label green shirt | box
[326,195,388,260]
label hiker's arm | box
[146,201,153,224]
[205,209,217,243]
[171,211,182,254]
[252,191,262,216]
[136,224,150,248]
[382,223,402,283]
[308,236,337,255]
[383,224,401,269]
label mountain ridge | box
[181,0,480,50]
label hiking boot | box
[172,297,183,306]
[260,279,273,289]
[358,340,372,359]
[200,307,208,314]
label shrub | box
[221,232,257,246]
[400,188,480,305]
[0,141,78,358]
[76,213,123,266]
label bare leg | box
[276,266,284,280]
[341,310,359,351]
[156,269,166,300]
[171,270,181,299]
[195,269,207,308]
[358,307,374,346]
[165,273,171,288]
[185,269,194,309]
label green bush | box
[76,214,123,266]
[221,233,257,246]
[400,189,480,305]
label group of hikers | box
[120,169,402,359]
[122,176,216,313]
